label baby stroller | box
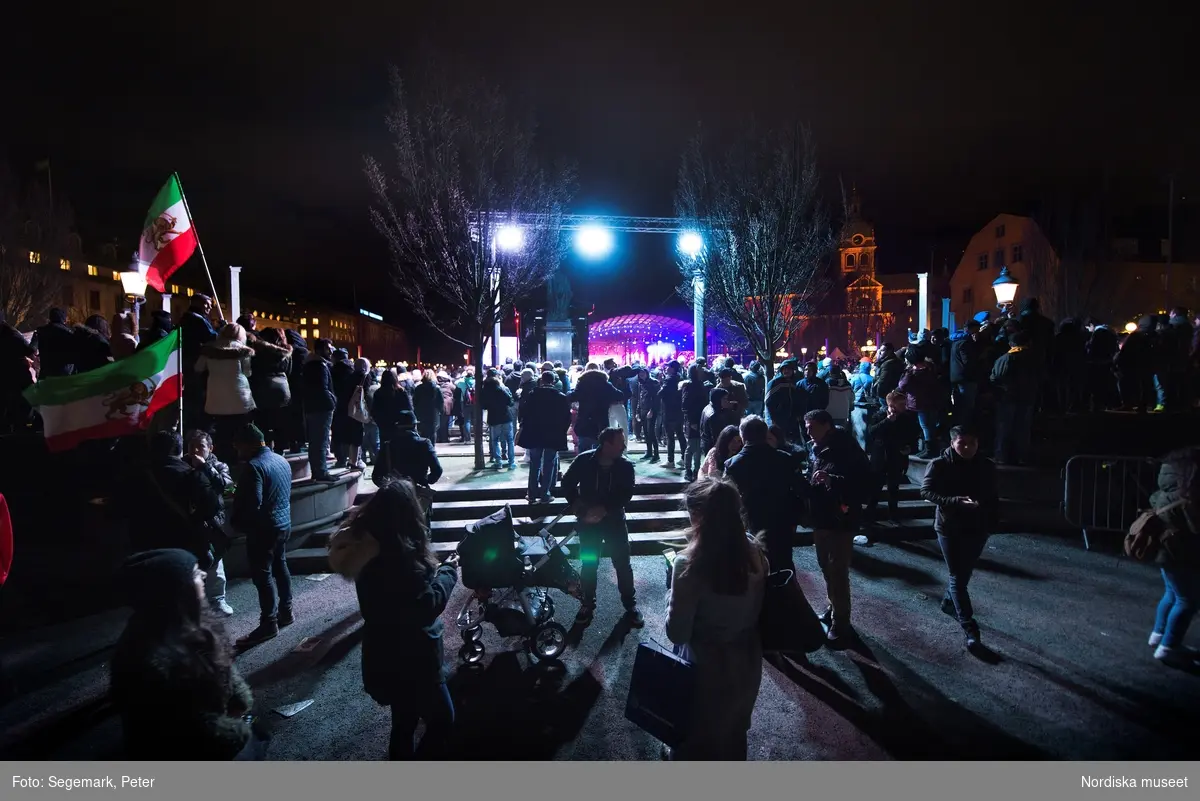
[454,505,582,665]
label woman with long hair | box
[1147,446,1200,669]
[699,424,743,478]
[336,479,459,759]
[110,548,263,759]
[665,477,767,760]
[249,327,293,451]
[195,323,256,462]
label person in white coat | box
[195,323,256,462]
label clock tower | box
[840,189,883,313]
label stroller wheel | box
[459,641,485,664]
[463,625,483,643]
[528,622,567,661]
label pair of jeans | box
[1154,566,1200,649]
[460,406,474,442]
[526,447,558,501]
[489,422,515,466]
[994,400,1035,463]
[812,529,853,626]
[663,420,687,463]
[205,558,227,605]
[363,422,380,462]
[389,683,454,760]
[305,411,334,479]
[418,414,440,444]
[641,414,659,458]
[685,435,704,478]
[247,528,292,624]
[916,410,938,453]
[937,528,989,623]
[578,519,636,608]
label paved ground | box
[2,526,1197,760]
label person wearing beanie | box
[230,424,295,647]
[110,549,264,760]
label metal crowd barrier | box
[1062,455,1162,551]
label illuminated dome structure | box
[588,314,735,366]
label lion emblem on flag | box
[103,379,157,421]
[145,215,179,250]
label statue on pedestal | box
[547,269,572,321]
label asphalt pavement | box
[2,527,1197,761]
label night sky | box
[5,1,1197,356]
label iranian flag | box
[138,175,197,292]
[22,330,182,452]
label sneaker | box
[649,456,659,463]
[236,622,279,649]
[624,607,645,628]
[277,607,295,628]
[666,461,676,468]
[853,534,870,546]
[1149,631,1163,647]
[314,474,338,484]
[211,599,234,617]
[963,620,981,650]
[508,464,518,471]
[541,495,555,504]
[940,597,957,618]
[1155,645,1200,669]
[575,603,595,626]
[354,461,367,470]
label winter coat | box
[517,386,572,451]
[806,427,869,530]
[700,389,741,455]
[301,354,336,414]
[826,377,854,421]
[865,408,922,473]
[517,378,537,414]
[920,446,1000,537]
[371,385,413,431]
[1086,327,1118,366]
[138,311,175,352]
[950,337,986,385]
[1148,455,1200,568]
[765,375,801,435]
[609,365,638,401]
[380,428,443,487]
[989,346,1041,405]
[561,449,635,522]
[504,371,522,398]
[248,339,292,411]
[479,377,516,426]
[412,380,443,424]
[231,446,292,537]
[33,321,77,376]
[285,330,309,392]
[721,380,749,414]
[455,375,477,408]
[110,620,254,760]
[897,362,940,412]
[743,367,765,404]
[657,374,685,423]
[850,362,874,403]
[1018,307,1056,368]
[637,376,661,418]
[568,369,624,440]
[133,456,226,563]
[179,309,218,374]
[356,556,458,703]
[724,443,802,535]
[873,353,904,399]
[195,342,256,416]
[681,378,715,434]
[1116,324,1158,376]
[72,325,112,373]
[332,365,367,445]
[437,378,455,416]
[797,376,829,413]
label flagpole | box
[177,328,184,434]
[172,172,225,322]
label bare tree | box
[675,123,835,379]
[0,163,75,330]
[1030,190,1117,322]
[365,63,575,468]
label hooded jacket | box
[920,446,999,536]
[195,342,256,416]
[248,338,292,410]
[806,426,869,529]
[568,369,624,440]
[873,352,904,399]
[700,387,741,454]
[989,345,1041,405]
[33,319,77,376]
[898,361,939,412]
[850,362,875,402]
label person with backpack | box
[920,426,999,651]
[1145,446,1200,670]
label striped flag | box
[22,330,182,452]
[138,176,197,292]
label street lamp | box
[800,347,808,358]
[496,224,524,252]
[574,225,614,260]
[120,268,149,342]
[992,266,1020,317]
[677,231,704,259]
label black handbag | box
[624,639,695,748]
[759,569,826,655]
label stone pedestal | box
[545,320,574,367]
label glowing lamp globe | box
[120,269,149,299]
[991,266,1019,307]
[496,224,525,252]
[1124,322,1137,334]
[574,225,614,260]
[677,231,704,259]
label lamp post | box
[677,231,706,361]
[120,268,149,343]
[992,266,1020,318]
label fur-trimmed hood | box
[200,341,254,360]
[250,337,292,358]
[327,524,380,580]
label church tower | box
[839,188,883,313]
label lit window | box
[171,284,180,294]
[187,288,195,297]
[311,318,319,325]
[59,259,70,271]
[300,317,307,325]
[300,329,308,339]
[113,271,121,281]
[906,299,913,307]
[87,265,99,276]
[978,253,988,271]
[313,329,320,338]
[28,251,41,264]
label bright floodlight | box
[574,225,614,259]
[678,231,704,259]
[496,224,525,252]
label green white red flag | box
[138,176,196,292]
[22,330,182,452]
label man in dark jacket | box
[872,344,904,400]
[32,308,77,377]
[561,427,642,627]
[990,330,1040,465]
[302,338,337,482]
[920,426,999,651]
[636,368,661,462]
[568,365,625,453]
[230,424,295,647]
[412,371,443,444]
[1083,320,1118,412]
[283,330,310,452]
[480,369,516,469]
[798,362,830,415]
[680,363,714,481]
[700,386,740,457]
[743,361,766,417]
[950,320,986,426]
[517,372,571,503]
[765,358,803,441]
[805,410,869,644]
[1162,307,1194,412]
[1115,315,1158,413]
[180,294,219,432]
[657,361,687,468]
[725,416,802,574]
[863,390,922,536]
[133,431,224,565]
[384,411,443,489]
